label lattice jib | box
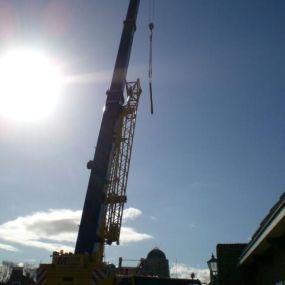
[104,79,142,245]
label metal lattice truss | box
[104,79,142,245]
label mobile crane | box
[36,1,141,284]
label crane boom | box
[75,0,140,256]
[36,2,142,284]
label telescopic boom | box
[75,0,140,256]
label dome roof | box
[147,247,166,259]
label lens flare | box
[0,48,63,122]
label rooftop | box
[239,192,285,265]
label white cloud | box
[170,263,210,284]
[0,207,151,252]
[120,227,153,244]
[122,208,142,222]
[0,209,79,252]
[0,243,19,252]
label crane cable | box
[148,22,154,115]
[148,0,155,115]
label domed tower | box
[139,247,170,277]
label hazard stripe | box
[92,272,100,283]
[92,269,107,285]
[36,267,47,285]
[94,269,105,280]
[91,276,96,285]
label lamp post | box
[207,254,218,285]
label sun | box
[0,48,63,122]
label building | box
[117,247,202,284]
[239,192,285,285]
[215,244,247,285]
[138,248,170,278]
[6,267,35,285]
[209,192,285,285]
[132,276,202,285]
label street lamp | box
[207,254,218,284]
[207,254,218,275]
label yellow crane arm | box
[104,80,142,245]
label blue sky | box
[0,0,284,282]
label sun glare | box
[0,48,63,122]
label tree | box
[0,261,16,284]
[23,263,37,281]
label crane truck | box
[36,1,142,284]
